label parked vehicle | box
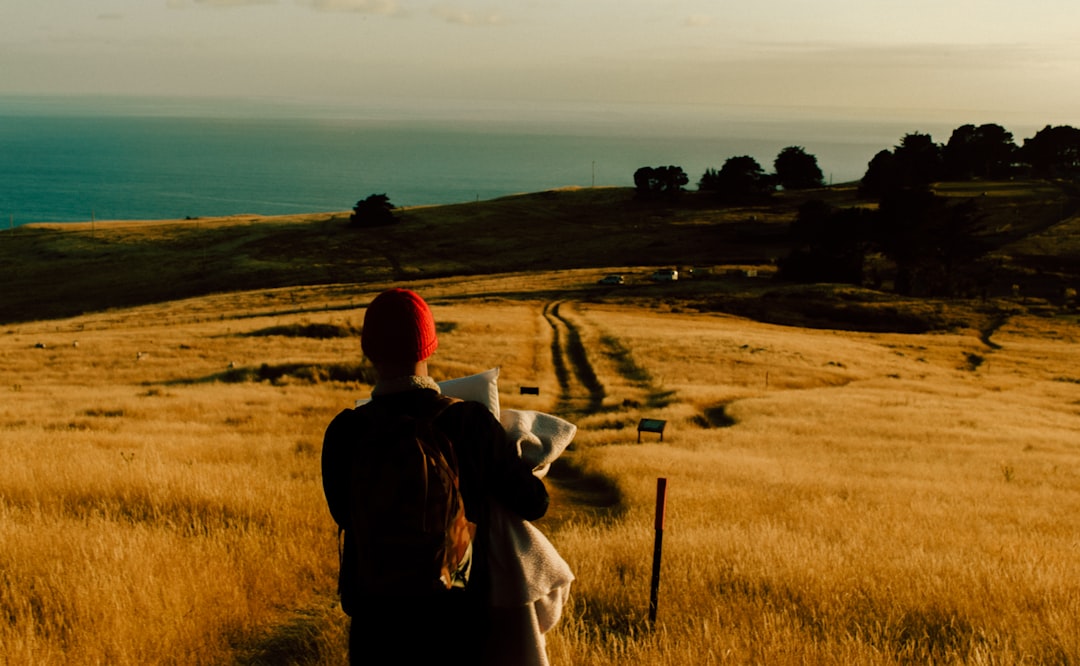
[598,274,625,285]
[650,269,678,282]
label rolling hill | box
[2,181,1077,326]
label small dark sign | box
[637,418,667,442]
[519,386,540,395]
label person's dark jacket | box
[321,387,549,619]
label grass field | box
[3,182,1080,664]
[3,271,1079,664]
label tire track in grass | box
[543,301,573,399]
[540,301,622,531]
[543,301,606,415]
[596,332,676,409]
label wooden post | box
[649,477,668,626]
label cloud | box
[431,5,506,26]
[683,15,713,28]
[302,0,400,13]
[194,0,277,6]
[97,13,124,20]
[165,0,275,7]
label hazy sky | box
[3,0,1079,123]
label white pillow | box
[438,367,500,419]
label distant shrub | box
[633,165,688,198]
[246,323,360,339]
[206,361,376,386]
[350,193,397,227]
[82,408,125,418]
[703,404,737,428]
[965,353,985,370]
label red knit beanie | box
[361,289,439,364]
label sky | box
[2,0,1079,125]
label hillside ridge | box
[2,182,1077,326]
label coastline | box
[0,94,1060,227]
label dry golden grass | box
[1,306,351,664]
[543,304,1080,665]
[3,273,1080,664]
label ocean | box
[0,95,1030,226]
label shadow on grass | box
[233,605,345,666]
[646,389,677,409]
[701,403,737,428]
[541,456,624,532]
[599,334,651,386]
[165,362,376,386]
[566,594,648,645]
[244,322,361,339]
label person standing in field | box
[321,288,550,665]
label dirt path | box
[537,301,623,530]
[543,301,606,416]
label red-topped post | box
[649,477,668,625]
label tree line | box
[634,145,825,201]
[634,123,1080,201]
[633,122,1080,298]
[784,123,1080,296]
[349,122,1078,297]
[861,124,1080,197]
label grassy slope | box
[6,272,1077,665]
[1,181,1077,325]
[3,181,1080,664]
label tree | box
[860,149,899,198]
[699,155,774,201]
[1020,125,1080,175]
[773,146,825,190]
[350,193,396,227]
[697,168,720,191]
[873,188,987,296]
[634,165,689,198]
[943,124,1016,179]
[860,133,943,198]
[779,200,873,284]
[893,133,944,186]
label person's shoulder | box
[330,405,362,421]
[325,406,367,435]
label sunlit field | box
[3,271,1080,664]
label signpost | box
[637,418,666,442]
[649,477,668,626]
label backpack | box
[346,396,477,596]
